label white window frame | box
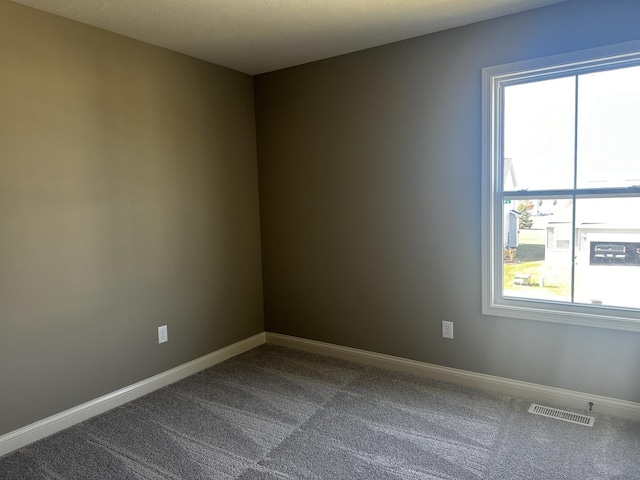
[481,40,640,332]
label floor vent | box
[528,403,595,427]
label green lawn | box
[503,260,571,298]
[503,260,544,287]
[502,229,571,299]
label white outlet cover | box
[158,325,168,343]
[442,321,453,339]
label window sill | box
[483,298,640,332]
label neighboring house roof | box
[504,157,517,190]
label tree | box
[517,200,534,229]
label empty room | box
[1,0,640,478]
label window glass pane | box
[573,197,640,308]
[577,65,640,188]
[502,198,572,302]
[503,77,575,191]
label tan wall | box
[255,0,640,403]
[0,0,263,435]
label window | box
[482,41,640,331]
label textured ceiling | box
[10,0,567,75]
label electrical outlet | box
[442,321,453,339]
[158,325,168,344]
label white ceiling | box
[10,0,567,75]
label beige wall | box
[255,0,640,403]
[0,1,263,436]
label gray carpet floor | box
[1,344,639,479]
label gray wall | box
[255,0,640,403]
[0,1,263,436]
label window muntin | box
[482,41,640,331]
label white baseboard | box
[0,332,266,457]
[265,332,640,422]
[4,330,638,459]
